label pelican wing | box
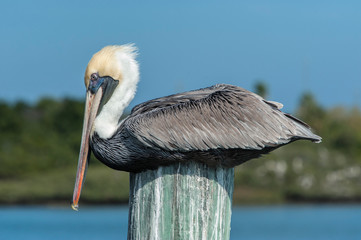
[125,84,321,152]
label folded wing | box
[125,84,321,152]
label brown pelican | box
[71,44,321,210]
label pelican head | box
[72,44,139,210]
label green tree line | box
[0,87,360,204]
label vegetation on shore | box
[0,85,360,205]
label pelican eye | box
[90,73,98,81]
[88,73,104,94]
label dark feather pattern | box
[90,84,321,172]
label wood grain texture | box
[128,162,234,240]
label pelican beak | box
[71,88,103,211]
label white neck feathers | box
[93,45,139,139]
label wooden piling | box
[127,162,234,240]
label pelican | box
[72,44,321,210]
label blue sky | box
[1,1,360,112]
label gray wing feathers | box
[264,100,284,110]
[126,84,321,152]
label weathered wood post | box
[128,162,234,240]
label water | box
[0,205,360,240]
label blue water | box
[0,205,360,240]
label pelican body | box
[72,45,321,210]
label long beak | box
[71,89,103,211]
